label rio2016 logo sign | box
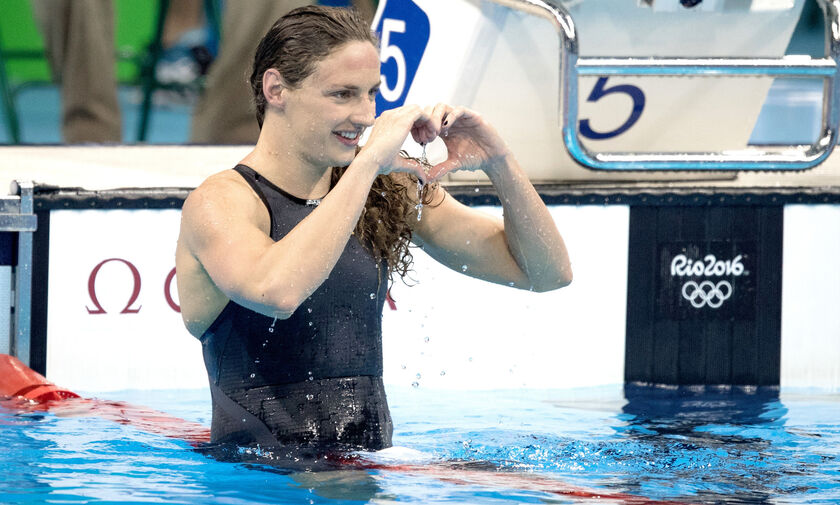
[86,258,179,314]
[670,254,747,309]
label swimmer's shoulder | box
[188,168,252,202]
[180,168,270,242]
[185,169,264,215]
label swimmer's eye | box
[332,90,354,100]
[369,88,380,99]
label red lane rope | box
[0,354,210,445]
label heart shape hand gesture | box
[360,103,511,183]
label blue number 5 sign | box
[374,0,430,114]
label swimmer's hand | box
[420,104,512,180]
[358,105,436,183]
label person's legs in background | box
[189,0,312,144]
[350,0,376,22]
[190,0,377,145]
[32,0,121,143]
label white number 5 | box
[380,18,407,102]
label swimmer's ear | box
[262,68,288,110]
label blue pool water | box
[2,385,839,504]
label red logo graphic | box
[86,259,181,315]
[86,258,142,314]
[164,267,180,313]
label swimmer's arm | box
[180,106,436,318]
[180,162,381,319]
[484,153,572,290]
[414,157,571,292]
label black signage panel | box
[625,205,782,386]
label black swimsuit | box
[199,165,393,450]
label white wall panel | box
[47,209,206,392]
[383,205,629,390]
[781,204,840,392]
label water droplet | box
[369,293,376,299]
[400,364,407,370]
[242,418,247,423]
[306,394,314,400]
[416,373,421,379]
[308,376,314,381]
[268,327,274,333]
[411,381,419,388]
[466,240,471,245]
[440,370,446,376]
[254,359,260,364]
[307,308,312,313]
[474,187,479,192]
[468,357,473,362]
[461,265,468,272]
[250,373,256,379]
[308,321,313,327]
[509,282,515,287]
[424,336,430,343]
[381,191,386,197]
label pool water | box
[1,385,838,504]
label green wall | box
[0,0,157,84]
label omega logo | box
[86,258,179,314]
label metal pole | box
[12,181,34,366]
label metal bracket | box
[488,0,840,170]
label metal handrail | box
[488,0,840,170]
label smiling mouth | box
[333,130,361,146]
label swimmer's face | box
[283,40,380,170]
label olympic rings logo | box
[681,280,733,309]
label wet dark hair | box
[250,5,377,128]
[250,6,440,282]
